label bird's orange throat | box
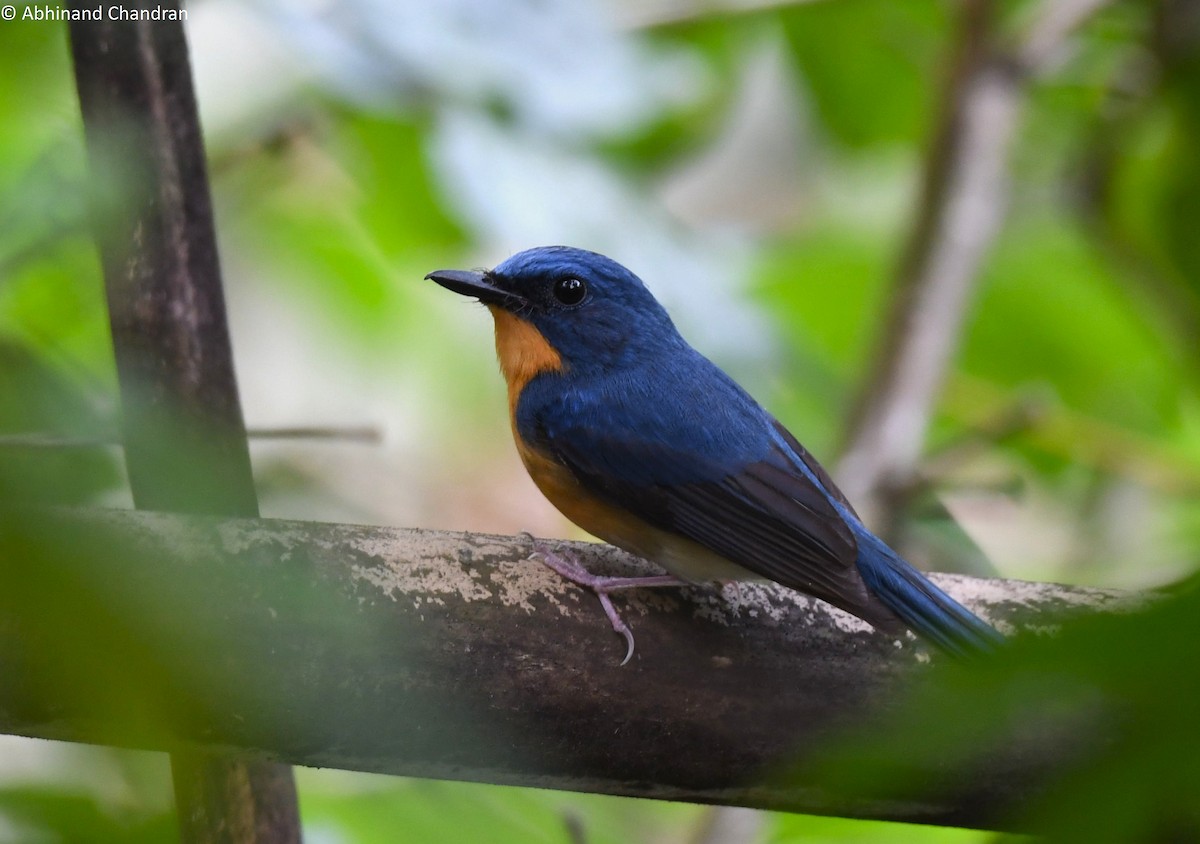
[487,305,564,417]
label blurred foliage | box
[215,107,467,345]
[0,343,119,504]
[297,776,706,844]
[800,575,1200,842]
[0,787,174,844]
[777,0,951,149]
[1,0,1198,842]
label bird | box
[427,246,1002,663]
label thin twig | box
[248,426,382,443]
[0,427,382,449]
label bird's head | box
[426,246,681,376]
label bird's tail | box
[855,531,1003,658]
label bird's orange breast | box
[486,306,638,551]
[488,305,563,420]
[485,307,750,583]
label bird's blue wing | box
[523,364,880,618]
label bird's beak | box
[425,269,528,310]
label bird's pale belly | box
[515,436,756,584]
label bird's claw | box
[531,541,681,665]
[596,591,636,666]
[532,542,637,663]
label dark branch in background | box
[0,509,1130,833]
[836,0,1112,535]
[67,8,301,844]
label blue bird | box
[427,246,1001,662]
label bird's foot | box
[528,539,683,666]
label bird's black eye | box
[552,276,587,306]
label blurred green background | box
[1,0,1198,841]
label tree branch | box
[1017,0,1113,75]
[0,508,1131,832]
[836,0,1112,533]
